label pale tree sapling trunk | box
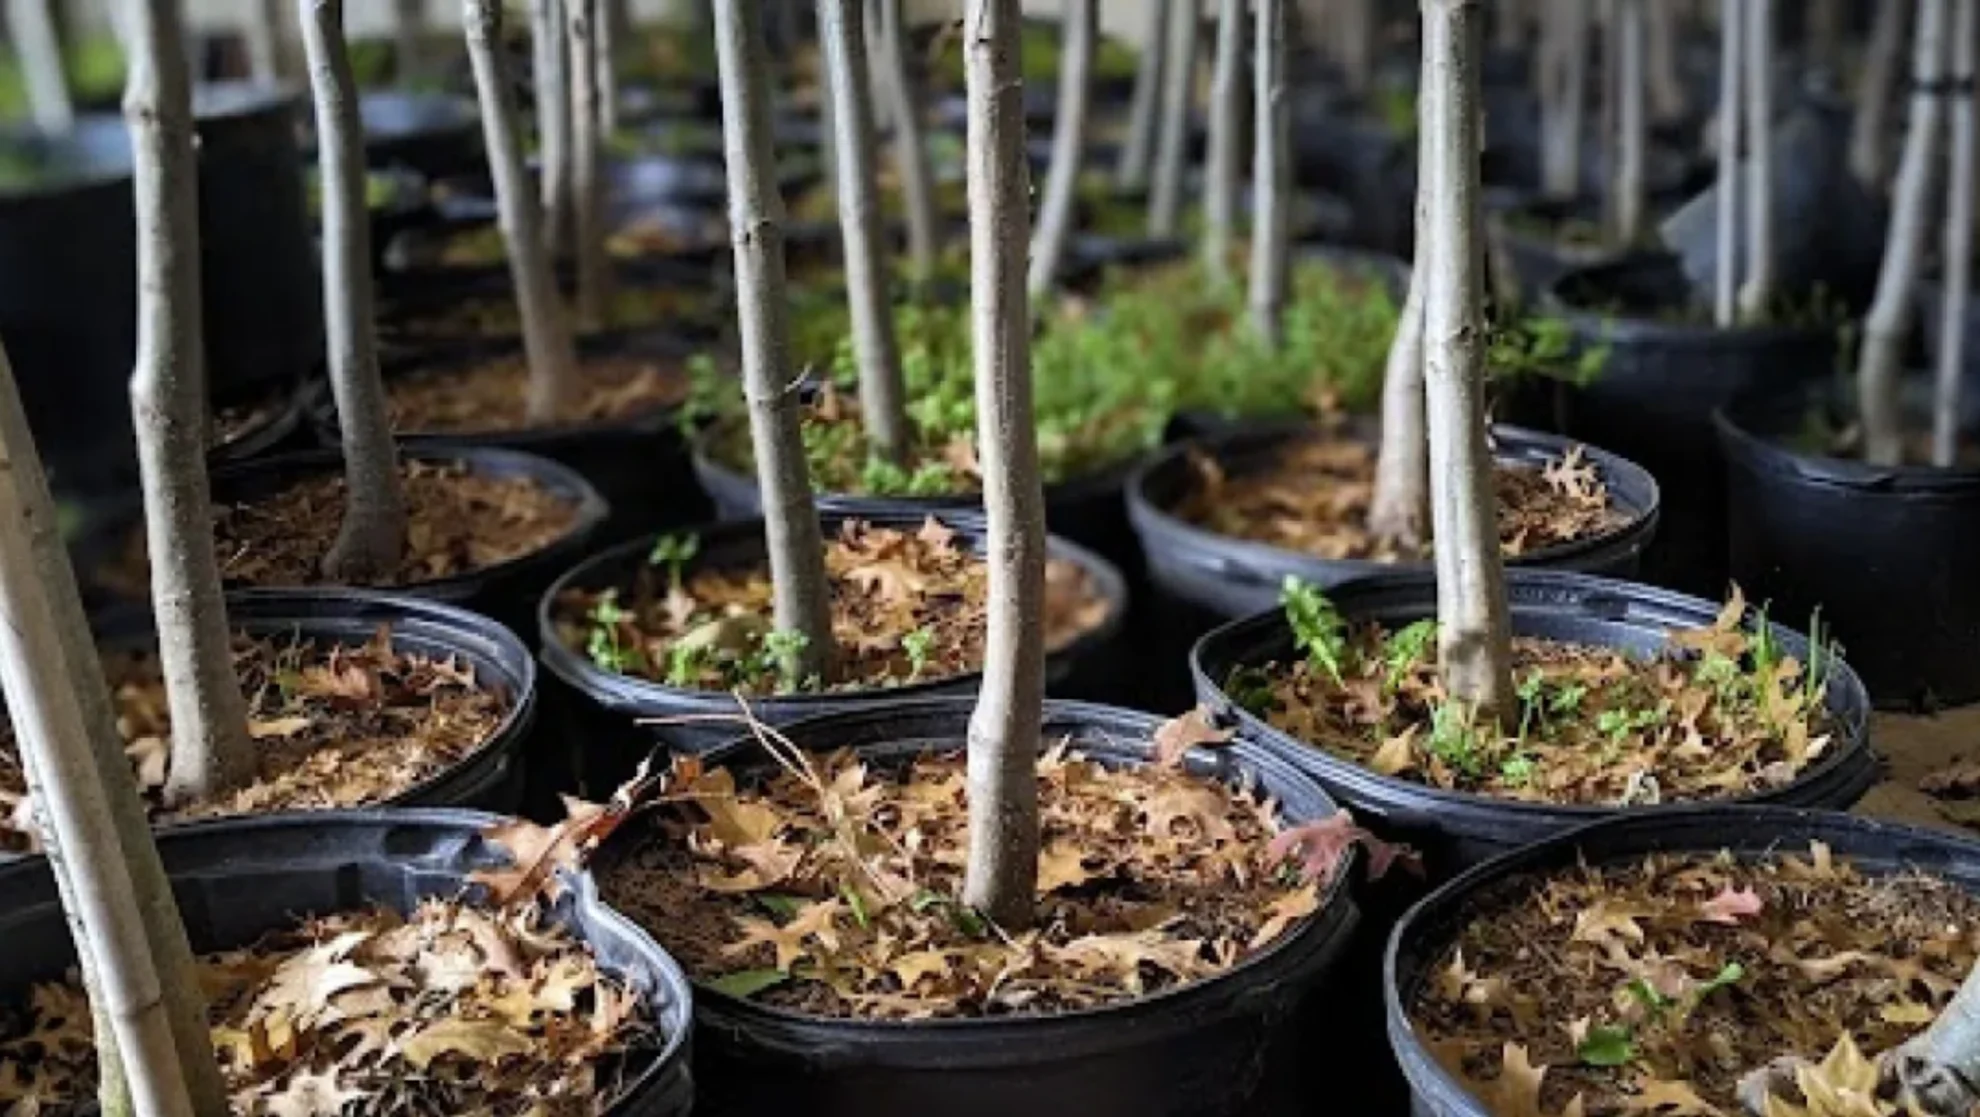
[1539,0,1587,200]
[1612,0,1647,245]
[1117,0,1169,191]
[1202,0,1244,280]
[874,0,939,282]
[305,0,411,585]
[1421,0,1515,723]
[465,0,582,423]
[244,0,291,84]
[567,0,612,331]
[1735,0,1774,321]
[1934,0,1977,467]
[0,336,229,1117]
[1368,51,1435,548]
[1714,0,1743,327]
[818,0,909,462]
[1644,0,1686,123]
[531,0,574,256]
[393,0,425,88]
[1147,0,1198,237]
[1027,0,1095,300]
[9,0,74,133]
[712,0,836,683]
[1807,0,1842,74]
[1852,0,1911,190]
[1337,0,1373,94]
[1247,0,1290,345]
[960,0,1043,931]
[1860,0,1949,467]
[125,0,257,806]
[595,0,621,137]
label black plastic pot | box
[0,809,695,1115]
[1916,274,1980,432]
[377,258,729,351]
[1191,569,1878,876]
[383,198,727,290]
[1716,384,1980,710]
[1485,195,1630,309]
[1386,807,1979,1117]
[610,698,1357,1117]
[536,510,1127,792]
[1530,252,1845,596]
[208,380,309,468]
[1130,423,1661,622]
[354,90,482,179]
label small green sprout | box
[1282,577,1350,683]
[647,532,701,593]
[1381,619,1438,694]
[585,591,643,674]
[902,626,937,679]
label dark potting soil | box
[1410,844,1978,1116]
[0,628,510,853]
[390,283,722,341]
[386,350,688,435]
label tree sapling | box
[1028,0,1096,298]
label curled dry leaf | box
[1152,706,1235,768]
[1698,886,1765,926]
[1266,809,1421,889]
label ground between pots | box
[386,351,688,435]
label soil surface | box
[386,351,688,435]
[387,283,723,341]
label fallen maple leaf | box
[1152,706,1235,768]
[1698,885,1764,925]
[1266,809,1420,888]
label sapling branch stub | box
[1028,0,1096,299]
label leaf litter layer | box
[1410,843,1980,1117]
[1179,434,1627,562]
[0,626,509,853]
[385,350,688,435]
[553,517,1111,694]
[0,897,654,1116]
[1235,587,1837,805]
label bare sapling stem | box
[1644,0,1686,121]
[10,0,73,132]
[1714,0,1743,327]
[1248,0,1290,344]
[1369,42,1435,548]
[392,0,425,88]
[1934,0,1977,466]
[1202,0,1244,279]
[875,0,940,282]
[531,0,574,256]
[1421,0,1515,724]
[465,0,583,424]
[595,0,620,136]
[712,0,836,682]
[1117,0,1169,191]
[1028,0,1096,299]
[1147,0,1199,236]
[1339,0,1373,93]
[245,0,290,84]
[819,0,909,461]
[568,0,612,331]
[1539,0,1587,199]
[1852,0,1912,190]
[1860,0,1949,467]
[1735,0,1775,321]
[1613,0,1647,245]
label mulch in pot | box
[1410,842,1976,1116]
[384,350,689,435]
[549,517,1111,695]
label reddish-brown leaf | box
[1266,809,1420,888]
[1697,885,1764,925]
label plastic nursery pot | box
[1385,806,1980,1117]
[1716,384,1980,710]
[1130,422,1661,621]
[209,380,308,470]
[1484,194,1632,309]
[382,198,727,294]
[376,258,729,352]
[302,328,712,546]
[535,510,1128,792]
[628,698,1358,1117]
[1532,252,1844,598]
[0,809,695,1116]
[1190,568,1878,878]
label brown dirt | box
[0,627,510,854]
[430,214,725,267]
[385,351,689,435]
[1855,706,1980,835]
[388,283,723,341]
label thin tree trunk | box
[1736,0,1774,320]
[531,0,574,256]
[1147,0,1198,237]
[306,0,409,585]
[1421,0,1515,723]
[125,0,257,808]
[1644,0,1686,122]
[1714,0,1743,327]
[1539,0,1586,199]
[1369,56,1433,547]
[1861,0,1949,467]
[1202,0,1243,278]
[10,0,73,133]
[1852,0,1910,190]
[393,0,424,88]
[466,0,582,423]
[1808,0,1842,72]
[0,339,227,1117]
[567,0,611,331]
[1934,0,1976,466]
[1494,0,1524,51]
[1338,0,1372,93]
[1027,0,1094,299]
[244,0,293,84]
[960,0,1042,932]
[819,0,908,461]
[595,0,620,137]
[1613,0,1647,245]
[712,0,836,682]
[1117,0,1169,191]
[874,0,938,282]
[1248,0,1289,344]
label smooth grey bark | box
[1934,0,1977,466]
[1735,0,1775,320]
[1202,0,1244,279]
[1116,0,1169,191]
[960,0,1042,931]
[1147,0,1198,237]
[1539,0,1586,199]
[1248,0,1289,345]
[1027,0,1095,299]
[465,0,581,423]
[1644,0,1686,122]
[1613,0,1647,245]
[712,0,836,682]
[530,0,574,256]
[874,0,938,282]
[595,0,620,136]
[244,0,289,83]
[10,0,74,133]
[1421,0,1515,723]
[1860,0,1948,467]
[0,337,227,1117]
[125,0,257,808]
[1714,0,1743,327]
[1852,0,1910,189]
[567,0,611,330]
[818,0,909,462]
[392,0,425,88]
[1369,63,1433,547]
[305,0,410,585]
